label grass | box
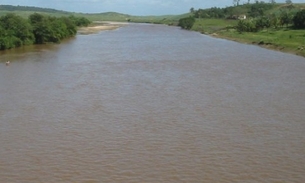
[79,12,189,25]
[191,19,305,57]
[0,9,186,24]
[188,3,305,57]
[216,28,305,57]
[191,19,238,34]
[0,10,72,17]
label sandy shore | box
[78,21,128,34]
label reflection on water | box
[0,24,305,183]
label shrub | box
[178,17,195,30]
[293,10,305,29]
[236,19,257,32]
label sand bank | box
[78,21,128,34]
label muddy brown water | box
[1,24,305,183]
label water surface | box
[1,24,305,183]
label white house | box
[238,15,247,20]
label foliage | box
[193,2,276,19]
[279,10,294,27]
[0,5,69,14]
[178,16,195,30]
[68,15,91,27]
[293,10,305,29]
[191,9,305,57]
[191,18,238,34]
[29,13,80,44]
[247,1,275,18]
[236,19,257,32]
[0,12,90,50]
[0,13,34,49]
[234,8,301,32]
[236,16,274,33]
[194,7,226,19]
[233,0,241,6]
[255,16,271,29]
[269,13,280,28]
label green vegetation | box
[178,16,195,30]
[0,5,185,50]
[0,13,34,49]
[0,12,90,50]
[191,19,238,34]
[215,28,305,56]
[192,2,275,19]
[0,5,70,14]
[0,5,72,18]
[0,5,185,25]
[183,2,305,57]
[1,3,304,56]
[293,10,305,29]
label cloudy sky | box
[1,0,304,15]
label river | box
[0,24,305,183]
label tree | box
[190,7,195,14]
[0,13,34,49]
[270,14,280,28]
[29,13,78,44]
[59,16,77,36]
[279,10,293,27]
[29,13,52,43]
[68,15,91,27]
[255,16,271,29]
[178,17,195,30]
[236,19,257,32]
[247,2,274,18]
[0,12,89,50]
[293,10,305,29]
[233,0,240,6]
[286,0,292,4]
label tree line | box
[178,1,279,30]
[236,9,305,32]
[192,1,276,19]
[0,5,69,14]
[0,13,91,50]
[178,2,305,31]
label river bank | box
[78,21,128,34]
[190,19,305,57]
[210,30,305,57]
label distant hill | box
[0,4,73,17]
[0,4,188,24]
[192,3,305,19]
[0,5,69,13]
